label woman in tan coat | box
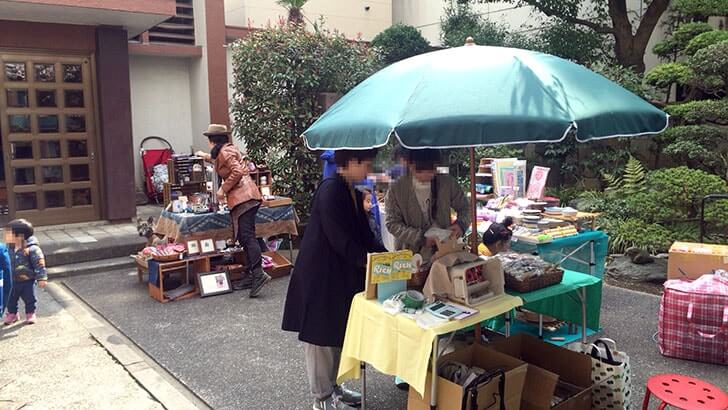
[197,124,270,297]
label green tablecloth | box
[507,270,602,330]
[485,269,603,331]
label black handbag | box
[461,368,506,410]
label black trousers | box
[237,205,263,275]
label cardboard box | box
[407,344,528,410]
[489,334,593,410]
[667,242,728,280]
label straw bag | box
[570,339,632,410]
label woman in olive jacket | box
[197,124,270,298]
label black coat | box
[282,174,385,347]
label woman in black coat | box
[282,149,385,410]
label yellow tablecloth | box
[337,293,523,396]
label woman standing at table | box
[196,124,270,298]
[282,150,385,410]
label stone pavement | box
[0,282,206,410]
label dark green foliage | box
[229,26,380,219]
[652,22,713,60]
[685,30,728,56]
[688,40,728,96]
[660,125,728,178]
[665,99,728,124]
[440,2,508,47]
[672,0,728,18]
[371,24,430,64]
[535,19,607,65]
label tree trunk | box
[609,0,671,73]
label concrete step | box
[48,256,136,278]
[44,234,146,267]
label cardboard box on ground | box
[667,242,728,280]
[408,334,593,410]
[407,344,528,410]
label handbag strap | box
[461,368,505,410]
[687,303,728,339]
[590,340,617,364]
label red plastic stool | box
[643,374,728,410]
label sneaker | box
[3,312,18,326]
[313,395,357,410]
[394,376,409,391]
[25,312,36,325]
[249,271,271,298]
[232,276,253,290]
[333,385,361,407]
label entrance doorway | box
[0,53,100,225]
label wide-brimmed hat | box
[203,124,230,136]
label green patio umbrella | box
[303,43,668,149]
[303,41,668,251]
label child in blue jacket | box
[3,219,47,325]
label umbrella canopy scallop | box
[302,45,668,150]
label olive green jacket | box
[384,174,470,258]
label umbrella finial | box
[465,36,475,46]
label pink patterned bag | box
[658,273,728,365]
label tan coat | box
[214,143,260,211]
[384,174,470,259]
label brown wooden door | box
[0,53,100,226]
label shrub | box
[645,166,728,220]
[672,0,728,18]
[371,24,430,64]
[645,63,693,89]
[653,22,713,60]
[230,26,381,219]
[660,125,728,178]
[685,30,728,56]
[536,19,606,65]
[665,98,728,124]
[603,218,676,254]
[688,40,728,95]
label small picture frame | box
[197,271,232,297]
[215,240,227,251]
[200,238,215,254]
[186,240,200,255]
[260,186,272,198]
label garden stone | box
[626,247,655,265]
[606,255,667,282]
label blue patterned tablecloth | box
[155,204,298,241]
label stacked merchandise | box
[498,253,564,292]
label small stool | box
[643,374,728,410]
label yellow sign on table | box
[367,250,414,284]
[337,292,523,396]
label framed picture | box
[197,271,232,297]
[200,238,215,254]
[215,240,227,251]
[186,240,200,255]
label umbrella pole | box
[469,148,478,254]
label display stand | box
[147,255,213,303]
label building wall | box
[224,0,392,41]
[189,0,213,154]
[129,55,194,190]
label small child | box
[3,219,47,325]
[362,189,384,249]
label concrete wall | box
[129,55,194,189]
[224,0,392,41]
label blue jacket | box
[0,243,11,313]
[10,236,47,283]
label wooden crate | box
[148,256,212,303]
[263,251,292,278]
